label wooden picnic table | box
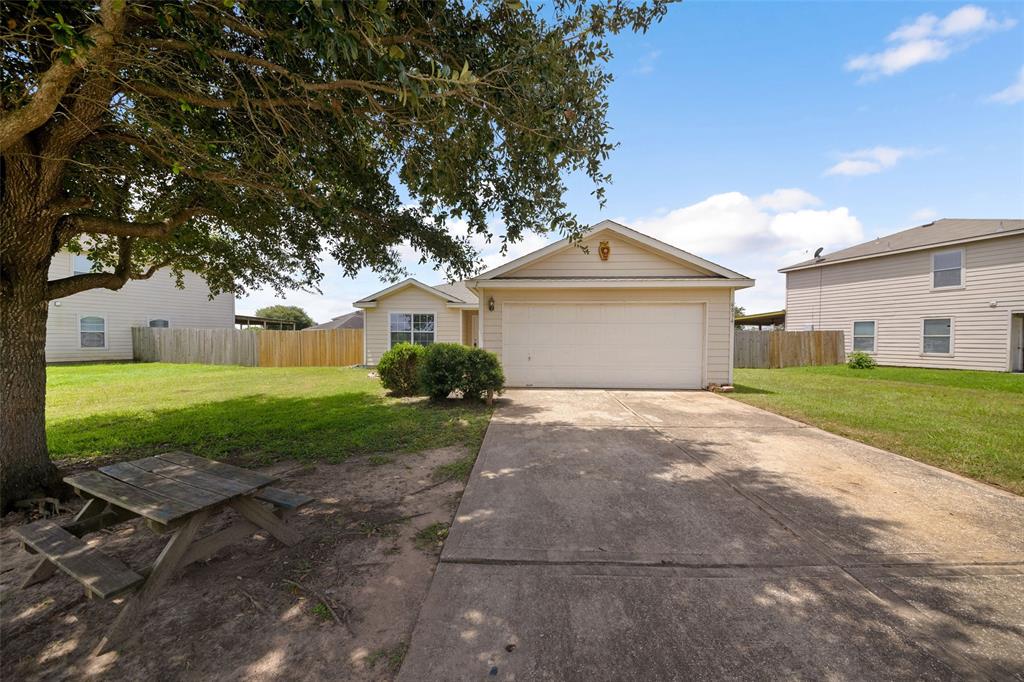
[13,451,312,655]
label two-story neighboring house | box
[46,251,235,363]
[780,219,1024,372]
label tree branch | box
[47,271,127,299]
[46,237,171,300]
[125,80,336,111]
[0,0,126,152]
[93,132,323,205]
[65,206,208,239]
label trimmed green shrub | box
[847,351,877,369]
[420,343,469,400]
[377,343,425,395]
[461,348,505,402]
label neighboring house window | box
[932,250,962,288]
[73,253,94,275]
[922,318,952,354]
[149,319,170,328]
[852,321,876,352]
[80,316,106,348]
[389,313,435,347]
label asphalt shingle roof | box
[308,310,363,330]
[780,218,1023,271]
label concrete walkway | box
[399,390,1024,681]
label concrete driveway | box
[399,390,1024,681]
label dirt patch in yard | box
[1,447,470,681]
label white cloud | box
[911,207,940,222]
[480,232,553,271]
[846,39,951,78]
[756,188,822,212]
[628,192,772,255]
[633,49,662,76]
[848,5,1016,80]
[988,65,1024,104]
[824,146,917,176]
[937,4,1013,36]
[769,208,862,247]
[628,190,863,313]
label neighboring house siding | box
[46,251,235,363]
[363,287,462,365]
[508,232,711,278]
[785,233,1024,371]
[477,286,734,385]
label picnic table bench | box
[12,451,312,655]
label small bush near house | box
[847,351,877,369]
[461,348,505,401]
[377,343,425,395]
[420,343,470,400]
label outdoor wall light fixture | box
[488,297,495,311]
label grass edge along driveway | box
[728,366,1024,496]
[46,363,492,467]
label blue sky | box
[239,1,1024,321]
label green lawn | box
[46,363,492,465]
[729,366,1024,495]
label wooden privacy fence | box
[258,329,362,367]
[734,330,845,369]
[132,327,362,367]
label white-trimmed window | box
[852,321,876,352]
[148,318,170,328]
[389,313,435,347]
[932,250,963,288]
[922,318,952,354]
[73,253,94,275]
[80,316,106,348]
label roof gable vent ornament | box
[813,247,824,260]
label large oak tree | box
[0,0,668,508]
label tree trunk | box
[0,263,62,511]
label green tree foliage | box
[254,305,315,330]
[0,0,670,506]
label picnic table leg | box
[22,498,107,589]
[93,509,210,655]
[230,497,301,546]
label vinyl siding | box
[477,286,734,386]
[507,229,711,278]
[45,251,234,363]
[363,287,462,365]
[785,233,1024,371]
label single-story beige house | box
[353,220,754,389]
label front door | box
[469,313,479,347]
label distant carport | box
[735,309,785,329]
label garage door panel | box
[503,302,704,389]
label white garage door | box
[502,303,704,389]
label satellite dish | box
[813,247,824,259]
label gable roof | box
[472,219,748,281]
[353,277,477,308]
[433,280,478,305]
[307,310,363,330]
[780,218,1024,273]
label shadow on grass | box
[729,383,776,395]
[47,392,493,467]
